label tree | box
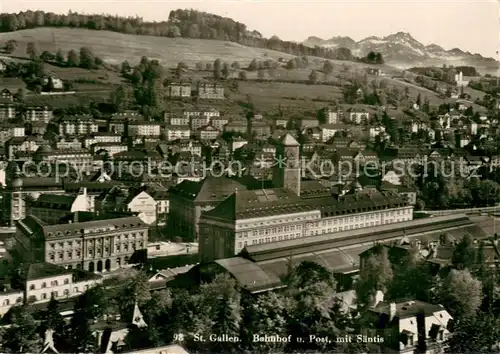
[356,246,393,307]
[120,60,131,74]
[13,88,25,102]
[257,68,265,79]
[69,310,97,353]
[79,46,96,69]
[286,59,296,70]
[238,71,247,80]
[26,42,39,60]
[446,311,500,353]
[55,49,64,65]
[248,59,258,71]
[2,306,42,353]
[240,292,289,353]
[205,62,213,70]
[231,61,240,70]
[440,269,482,319]
[4,40,17,54]
[5,14,19,32]
[118,271,151,316]
[452,234,476,270]
[195,62,203,70]
[213,58,222,80]
[323,60,334,76]
[66,49,79,67]
[221,62,230,79]
[40,296,66,340]
[416,93,421,106]
[308,69,318,84]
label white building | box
[0,262,102,316]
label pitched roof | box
[32,194,77,209]
[20,262,71,281]
[279,133,300,146]
[169,176,246,202]
[202,188,310,221]
[370,300,447,319]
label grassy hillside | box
[0,27,299,67]
[0,28,487,114]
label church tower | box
[273,133,301,196]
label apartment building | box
[59,115,99,136]
[26,105,53,123]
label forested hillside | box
[0,9,381,64]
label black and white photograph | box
[0,0,498,353]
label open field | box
[0,28,301,68]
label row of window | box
[236,214,319,230]
[237,233,303,248]
[49,233,145,249]
[238,224,303,238]
[28,278,69,290]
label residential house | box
[59,115,98,136]
[230,137,248,152]
[196,82,224,99]
[33,146,94,174]
[251,121,271,139]
[166,82,191,98]
[0,89,13,101]
[0,99,16,120]
[211,116,229,130]
[56,138,83,150]
[7,136,40,159]
[92,143,128,157]
[0,262,102,316]
[224,120,248,134]
[320,124,348,142]
[127,121,161,137]
[83,133,122,148]
[167,115,190,126]
[366,300,452,353]
[164,125,191,141]
[42,76,64,89]
[0,124,25,146]
[196,125,220,141]
[300,118,319,129]
[275,118,288,129]
[346,109,370,124]
[369,126,386,138]
[26,106,53,123]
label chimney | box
[389,302,397,321]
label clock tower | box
[273,133,301,196]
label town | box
[0,6,498,354]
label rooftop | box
[202,188,311,221]
[370,300,446,319]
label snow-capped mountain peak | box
[301,31,497,72]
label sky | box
[1,0,499,58]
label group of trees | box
[0,10,382,65]
[23,41,103,70]
[111,56,165,118]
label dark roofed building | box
[167,176,247,241]
[14,215,148,272]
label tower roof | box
[279,133,300,146]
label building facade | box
[15,215,149,272]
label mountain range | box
[302,32,498,73]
